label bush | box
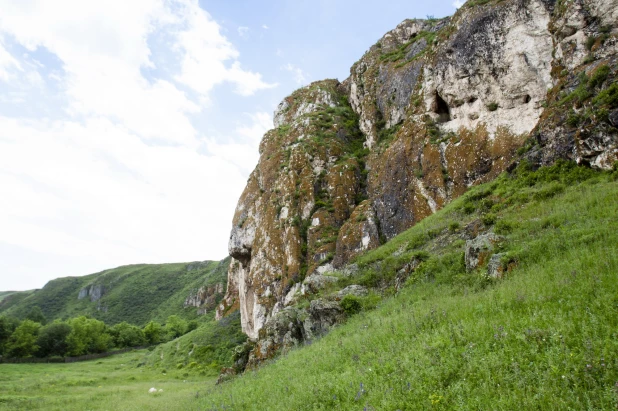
[482,213,497,226]
[37,321,72,357]
[340,295,362,316]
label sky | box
[0,0,460,291]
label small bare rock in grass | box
[337,285,368,298]
[465,233,505,272]
[148,387,157,394]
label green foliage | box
[486,102,499,111]
[25,307,46,325]
[379,31,437,65]
[143,321,162,345]
[145,311,245,372]
[36,321,72,357]
[66,316,111,356]
[340,295,362,316]
[164,315,187,340]
[6,320,41,358]
[592,83,618,108]
[109,322,146,349]
[0,316,18,355]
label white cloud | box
[204,112,272,175]
[173,1,277,99]
[0,115,246,272]
[282,63,308,85]
[453,0,465,8]
[262,25,269,30]
[238,26,249,37]
[0,37,21,81]
[0,0,276,289]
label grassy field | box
[0,349,217,411]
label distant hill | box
[0,258,230,326]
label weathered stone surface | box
[218,0,618,347]
[337,285,368,298]
[77,284,105,302]
[184,283,224,315]
[333,201,380,268]
[465,233,505,272]
[609,109,618,127]
[303,299,345,340]
[487,253,507,279]
[302,273,338,294]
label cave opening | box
[434,92,451,123]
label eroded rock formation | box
[217,0,618,346]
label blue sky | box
[0,0,460,291]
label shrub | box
[482,213,497,226]
[340,295,362,316]
[486,102,499,111]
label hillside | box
[0,258,230,326]
[216,0,618,354]
[201,162,618,409]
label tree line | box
[0,307,197,359]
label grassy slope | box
[196,164,618,410]
[0,258,230,326]
[144,311,246,373]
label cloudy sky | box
[0,0,458,291]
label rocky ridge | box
[216,0,618,365]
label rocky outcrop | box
[184,283,224,315]
[465,232,505,272]
[217,0,618,355]
[78,284,105,302]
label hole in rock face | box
[523,94,532,104]
[434,92,451,123]
[467,96,478,104]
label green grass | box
[0,349,216,411]
[144,311,246,373]
[194,164,618,410]
[0,259,230,326]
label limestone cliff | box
[217,0,618,343]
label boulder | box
[303,299,345,340]
[465,233,505,272]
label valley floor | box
[0,351,216,411]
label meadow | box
[0,350,216,411]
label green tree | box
[6,320,41,358]
[66,316,111,356]
[187,320,199,333]
[164,315,187,340]
[143,321,162,345]
[0,316,18,356]
[37,321,72,357]
[25,306,47,325]
[110,322,146,348]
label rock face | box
[78,284,105,302]
[184,283,224,315]
[217,0,618,345]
